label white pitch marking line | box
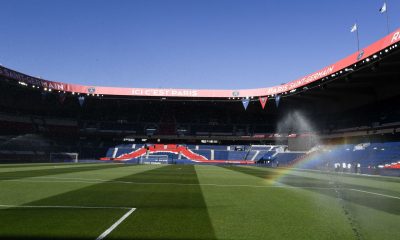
[0,204,133,210]
[0,204,136,240]
[96,208,136,240]
[3,177,338,189]
[0,177,357,192]
[3,178,400,200]
[348,189,400,200]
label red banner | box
[1,29,399,98]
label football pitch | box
[0,163,399,240]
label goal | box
[50,152,79,163]
[140,155,169,164]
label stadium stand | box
[0,30,399,174]
[275,142,400,175]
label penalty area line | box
[0,204,137,240]
[96,208,136,240]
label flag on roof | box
[379,2,387,13]
[350,23,357,33]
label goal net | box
[50,152,79,163]
[140,155,169,164]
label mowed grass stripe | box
[0,162,76,169]
[196,165,356,240]
[0,165,216,240]
[0,207,128,240]
[286,167,400,184]
[234,166,400,198]
[223,165,400,240]
[0,163,112,172]
[1,164,399,240]
[0,163,128,181]
[107,165,216,240]
[0,163,115,173]
[0,165,158,207]
[244,166,400,194]
[0,165,160,240]
[225,166,400,214]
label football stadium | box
[1,1,400,240]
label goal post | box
[50,152,79,163]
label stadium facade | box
[1,29,400,173]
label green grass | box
[0,163,399,239]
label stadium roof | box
[1,28,400,99]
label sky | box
[0,0,399,89]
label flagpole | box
[355,22,360,52]
[385,1,390,34]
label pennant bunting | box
[275,95,281,108]
[259,96,268,109]
[78,96,85,107]
[242,99,250,110]
[41,92,47,100]
[58,92,66,104]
